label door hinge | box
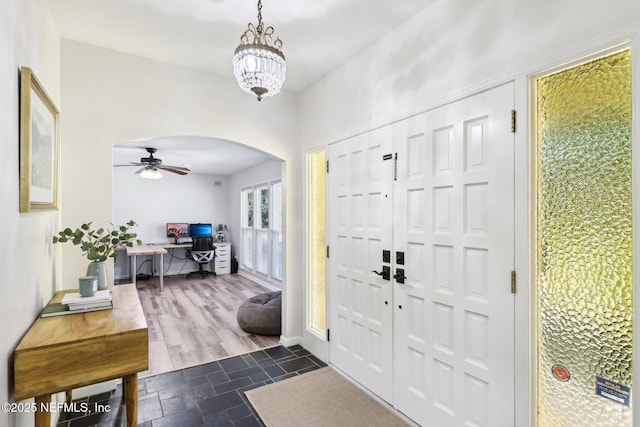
[511,270,516,293]
[326,245,330,258]
[511,110,516,133]
[327,329,330,342]
[326,159,330,173]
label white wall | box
[0,1,61,426]
[297,1,640,425]
[299,0,640,146]
[112,167,231,277]
[60,41,304,342]
[113,168,230,243]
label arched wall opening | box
[112,136,287,285]
[110,135,288,372]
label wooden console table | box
[14,284,148,427]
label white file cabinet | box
[214,243,231,275]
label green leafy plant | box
[52,220,142,262]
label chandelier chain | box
[257,0,263,34]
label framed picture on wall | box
[19,66,60,212]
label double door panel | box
[327,83,516,426]
[392,83,515,426]
[327,125,394,402]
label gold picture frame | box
[19,67,60,212]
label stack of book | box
[41,290,113,317]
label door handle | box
[394,268,407,284]
[372,266,391,281]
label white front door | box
[327,125,394,402]
[327,83,515,426]
[392,83,515,426]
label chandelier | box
[232,0,286,101]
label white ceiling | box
[49,0,434,92]
[113,138,276,175]
[50,0,435,175]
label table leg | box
[123,373,138,426]
[66,389,72,404]
[34,395,51,427]
[131,255,137,286]
[159,252,164,292]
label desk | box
[14,284,148,427]
[160,243,191,249]
[122,243,232,287]
[159,242,232,275]
[127,244,167,291]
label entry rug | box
[245,367,410,427]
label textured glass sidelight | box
[309,150,327,333]
[536,50,632,425]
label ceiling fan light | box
[140,168,163,180]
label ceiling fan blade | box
[113,162,144,167]
[117,149,189,175]
[161,165,190,172]
[160,167,188,175]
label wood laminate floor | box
[135,273,280,377]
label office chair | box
[186,236,216,279]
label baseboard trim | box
[280,335,302,347]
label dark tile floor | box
[56,345,326,427]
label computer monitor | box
[189,223,212,237]
[167,223,189,238]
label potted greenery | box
[53,220,142,289]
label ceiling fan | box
[114,147,190,178]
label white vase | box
[87,261,109,290]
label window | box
[255,184,270,276]
[241,188,254,270]
[535,49,632,425]
[240,181,283,284]
[271,182,283,280]
[308,149,326,334]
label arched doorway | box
[112,136,287,376]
